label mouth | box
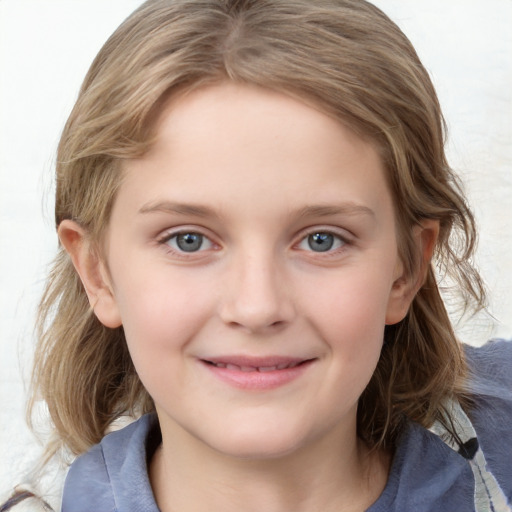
[204,360,304,372]
[200,356,316,390]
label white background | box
[1,0,511,500]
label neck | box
[149,419,390,512]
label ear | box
[58,220,122,328]
[385,219,440,325]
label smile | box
[207,361,302,372]
[200,356,315,390]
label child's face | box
[97,82,410,458]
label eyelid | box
[294,226,353,253]
[297,225,353,242]
[156,227,219,256]
[157,224,214,242]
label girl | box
[2,0,511,510]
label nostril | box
[225,319,289,334]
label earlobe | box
[58,220,122,328]
[385,219,440,325]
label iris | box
[176,233,204,252]
[308,233,334,252]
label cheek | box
[288,268,392,425]
[110,265,215,370]
[114,278,216,410]
[298,265,393,359]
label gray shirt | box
[62,340,512,512]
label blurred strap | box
[0,490,52,512]
[430,399,512,512]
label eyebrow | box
[138,200,375,220]
[296,203,375,219]
[138,201,220,219]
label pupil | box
[308,233,333,252]
[177,233,202,252]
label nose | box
[218,251,296,334]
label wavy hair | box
[30,0,485,460]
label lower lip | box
[201,360,314,391]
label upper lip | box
[201,355,314,371]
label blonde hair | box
[31,0,485,459]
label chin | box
[203,425,311,460]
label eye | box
[164,232,214,253]
[298,232,345,253]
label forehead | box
[116,82,394,227]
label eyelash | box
[296,230,349,255]
[156,227,351,258]
[157,230,217,258]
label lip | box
[199,355,316,390]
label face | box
[93,83,410,459]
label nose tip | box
[218,260,295,334]
[223,306,290,334]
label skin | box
[60,82,438,512]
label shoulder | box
[464,339,512,502]
[368,421,474,512]
[464,339,512,407]
[61,443,114,512]
[61,414,160,512]
[465,338,512,388]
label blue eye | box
[299,232,345,252]
[166,232,213,252]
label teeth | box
[259,366,277,372]
[211,362,301,371]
